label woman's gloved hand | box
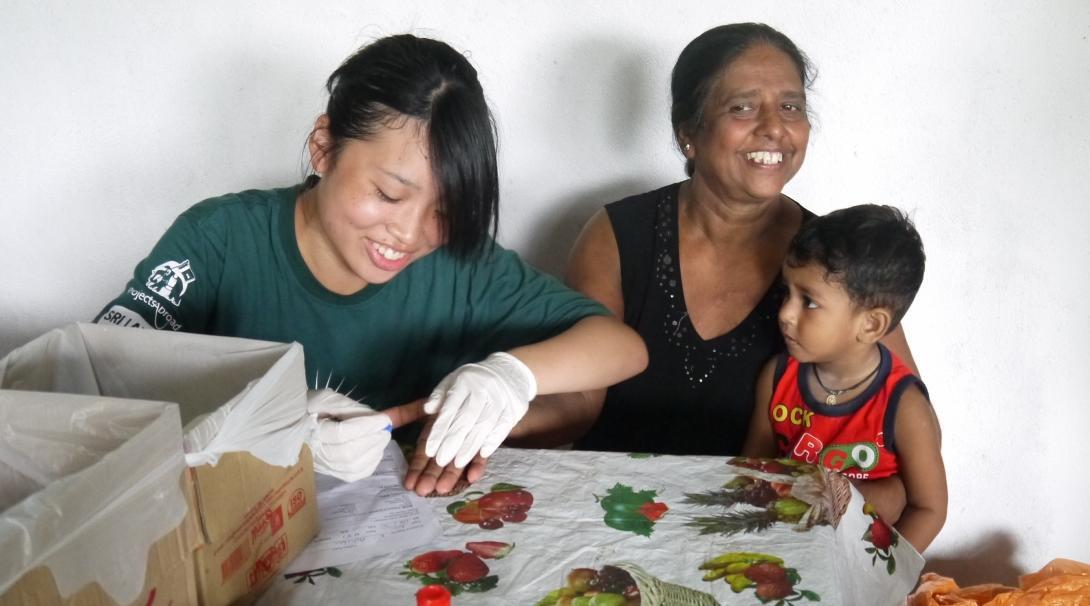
[423,352,537,468]
[306,389,392,482]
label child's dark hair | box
[309,34,498,259]
[786,204,925,329]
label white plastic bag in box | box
[0,322,315,468]
[0,391,187,604]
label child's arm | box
[892,384,948,552]
[741,358,779,457]
[852,475,906,524]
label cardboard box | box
[189,448,317,606]
[0,391,200,606]
[0,505,199,606]
[0,324,321,606]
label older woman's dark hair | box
[671,23,814,176]
[313,34,498,258]
[786,205,925,330]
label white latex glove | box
[306,389,392,482]
[424,352,537,468]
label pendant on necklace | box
[825,394,838,406]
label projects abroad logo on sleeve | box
[146,259,195,306]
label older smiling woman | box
[565,23,917,457]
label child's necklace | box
[812,357,881,405]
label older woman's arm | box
[509,209,628,445]
[565,209,625,314]
[508,208,626,449]
[503,207,635,445]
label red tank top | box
[768,345,924,480]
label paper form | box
[286,442,441,572]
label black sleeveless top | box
[576,183,813,455]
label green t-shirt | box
[95,186,608,409]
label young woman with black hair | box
[95,34,647,495]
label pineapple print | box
[683,476,814,537]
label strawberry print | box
[861,502,900,574]
[401,545,504,595]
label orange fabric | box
[908,559,1090,605]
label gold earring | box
[683,143,692,152]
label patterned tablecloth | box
[258,448,922,605]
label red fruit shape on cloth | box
[870,518,894,550]
[756,580,794,600]
[770,482,793,498]
[501,510,528,523]
[730,457,790,474]
[729,457,761,470]
[744,562,788,585]
[451,486,534,529]
[759,460,791,474]
[410,550,463,574]
[637,501,669,521]
[478,489,534,514]
[451,501,486,524]
[741,481,779,507]
[465,541,513,560]
[445,553,490,583]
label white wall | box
[2,0,1088,585]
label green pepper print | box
[596,483,668,537]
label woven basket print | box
[825,470,853,525]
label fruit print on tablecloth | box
[400,541,513,595]
[861,502,899,574]
[726,457,853,527]
[534,565,642,605]
[700,552,820,604]
[447,482,534,530]
[537,563,722,605]
[595,483,669,537]
[728,457,818,477]
[683,475,815,537]
[683,457,837,537]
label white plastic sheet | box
[0,323,317,603]
[0,391,187,603]
[0,322,314,468]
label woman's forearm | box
[506,389,606,447]
[508,315,647,395]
